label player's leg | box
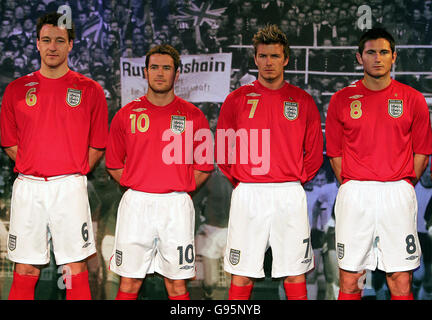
[115,277,143,300]
[164,278,190,300]
[9,263,41,300]
[7,177,50,300]
[228,274,254,300]
[270,182,313,300]
[154,193,196,300]
[224,183,271,300]
[338,269,365,299]
[386,271,413,299]
[283,274,307,300]
[334,181,377,300]
[49,176,96,300]
[378,181,420,300]
[110,190,159,300]
[62,260,92,300]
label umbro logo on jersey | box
[24,82,39,86]
[133,98,141,101]
[132,107,147,112]
[349,94,363,99]
[246,92,261,97]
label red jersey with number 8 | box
[325,79,432,183]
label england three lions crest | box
[229,249,241,265]
[170,115,186,134]
[388,99,403,118]
[284,101,299,120]
[66,88,82,107]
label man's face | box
[144,53,179,94]
[356,38,396,79]
[312,10,321,23]
[36,24,72,70]
[254,43,288,84]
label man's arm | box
[106,168,123,184]
[412,153,429,186]
[89,147,105,171]
[329,156,342,185]
[3,145,17,162]
[194,170,211,189]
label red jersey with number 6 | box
[0,70,108,177]
[325,79,432,183]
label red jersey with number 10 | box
[105,95,214,193]
[0,70,108,177]
[325,79,432,183]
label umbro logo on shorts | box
[180,265,194,270]
[82,242,91,249]
[229,249,241,265]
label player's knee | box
[387,272,412,295]
[119,277,143,293]
[14,264,41,277]
[339,269,364,293]
[164,278,187,296]
[231,275,254,287]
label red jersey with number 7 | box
[325,79,432,183]
[215,80,323,186]
[0,70,108,177]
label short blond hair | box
[252,24,290,59]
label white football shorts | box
[335,180,420,273]
[224,182,314,278]
[8,174,96,265]
[109,189,196,280]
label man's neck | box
[146,90,176,106]
[258,75,285,90]
[39,64,69,79]
[362,73,392,91]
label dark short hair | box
[145,44,181,72]
[36,12,75,41]
[358,27,395,54]
[252,24,290,59]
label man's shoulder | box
[331,80,362,101]
[6,72,39,90]
[69,70,102,89]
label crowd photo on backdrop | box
[1,0,432,301]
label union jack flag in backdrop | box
[172,1,226,27]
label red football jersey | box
[325,79,432,183]
[215,80,323,185]
[0,70,108,176]
[105,95,214,193]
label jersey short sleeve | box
[0,83,18,147]
[88,82,109,149]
